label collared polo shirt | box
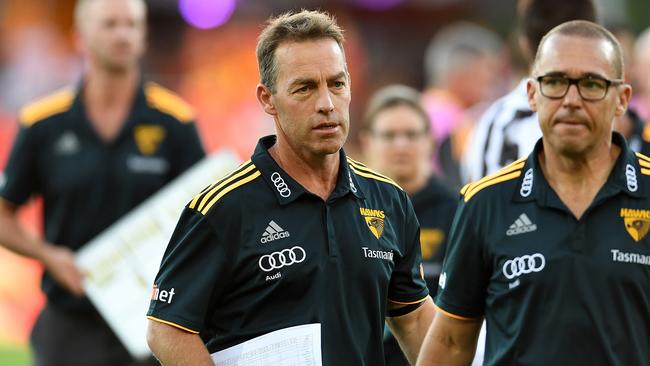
[436,132,650,365]
[147,135,428,365]
[1,81,205,311]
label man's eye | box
[295,86,310,93]
[581,80,605,90]
[544,78,563,86]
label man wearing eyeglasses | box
[463,0,650,185]
[417,20,650,366]
[360,85,460,365]
[361,85,458,295]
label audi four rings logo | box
[520,168,533,197]
[258,246,306,272]
[271,172,291,197]
[625,164,638,192]
[502,253,546,280]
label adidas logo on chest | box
[506,213,537,236]
[260,220,290,243]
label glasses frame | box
[535,74,624,101]
[370,129,428,144]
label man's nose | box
[562,84,583,107]
[316,86,335,113]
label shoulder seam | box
[347,158,403,190]
[19,87,75,127]
[145,82,195,123]
[188,160,260,215]
[463,157,526,202]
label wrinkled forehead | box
[274,39,348,79]
[534,34,618,78]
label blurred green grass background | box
[0,343,31,366]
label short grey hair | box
[424,21,503,86]
[74,0,147,29]
[256,10,345,94]
[534,20,624,78]
[363,85,430,133]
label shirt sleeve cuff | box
[387,286,430,305]
[146,312,200,334]
[434,298,483,320]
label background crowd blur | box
[1,0,650,363]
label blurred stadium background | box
[1,0,649,364]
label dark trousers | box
[31,304,159,366]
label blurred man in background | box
[632,26,650,121]
[0,0,204,364]
[360,85,460,366]
[462,0,598,183]
[361,85,457,301]
[422,21,505,188]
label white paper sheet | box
[211,324,322,366]
[75,151,241,359]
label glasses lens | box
[578,78,607,100]
[540,76,568,98]
[374,130,425,143]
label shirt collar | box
[68,79,147,126]
[513,132,644,205]
[251,135,364,205]
[608,131,644,198]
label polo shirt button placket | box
[324,204,339,258]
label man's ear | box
[359,129,370,152]
[527,78,538,112]
[74,27,87,56]
[615,84,632,117]
[256,84,276,116]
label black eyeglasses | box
[371,129,428,143]
[536,74,624,101]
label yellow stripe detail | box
[350,166,402,189]
[464,171,522,202]
[346,157,369,167]
[19,88,75,126]
[464,158,525,193]
[347,158,397,184]
[641,168,650,176]
[201,171,261,215]
[146,316,199,334]
[193,161,254,211]
[462,158,526,200]
[638,159,650,169]
[388,295,430,305]
[636,152,650,163]
[460,182,472,196]
[433,303,482,321]
[189,160,253,209]
[189,183,216,209]
[145,82,195,123]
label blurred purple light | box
[353,0,404,11]
[179,0,236,30]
